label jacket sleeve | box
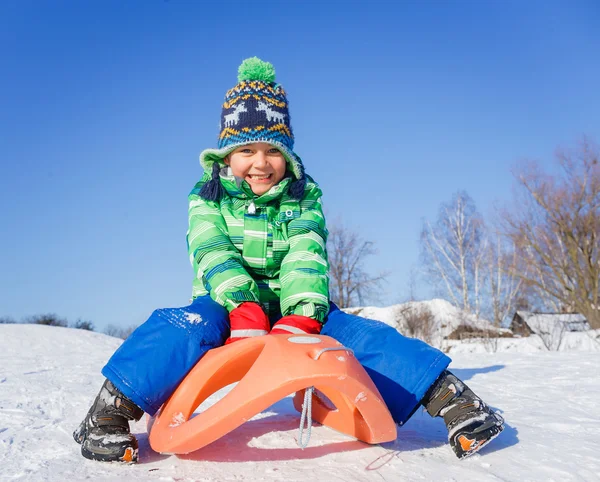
[187,180,260,312]
[279,180,330,323]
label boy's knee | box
[146,304,226,344]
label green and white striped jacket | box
[186,172,330,323]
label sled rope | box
[297,347,354,448]
[297,386,314,449]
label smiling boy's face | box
[224,143,287,196]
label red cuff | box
[225,302,270,345]
[270,315,321,336]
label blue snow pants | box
[102,296,451,425]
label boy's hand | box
[225,302,270,345]
[270,315,321,335]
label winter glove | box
[225,302,270,345]
[270,314,322,336]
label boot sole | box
[81,444,138,463]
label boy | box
[74,57,504,463]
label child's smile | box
[225,143,287,196]
[247,173,272,181]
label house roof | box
[514,311,590,333]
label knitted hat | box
[199,57,306,201]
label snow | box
[348,299,600,354]
[348,299,512,347]
[184,313,203,324]
[87,433,133,443]
[1,324,600,481]
[169,412,186,428]
[446,329,600,354]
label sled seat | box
[147,334,397,454]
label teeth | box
[249,174,270,180]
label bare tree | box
[487,230,523,327]
[537,319,567,351]
[398,304,436,345]
[72,319,95,331]
[327,220,389,308]
[104,324,137,340]
[407,267,420,302]
[421,191,486,315]
[502,138,600,329]
[26,314,68,327]
[472,235,488,318]
[481,330,501,353]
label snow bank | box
[348,299,600,353]
[349,298,508,340]
[1,324,599,481]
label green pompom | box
[237,57,276,83]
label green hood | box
[199,142,304,182]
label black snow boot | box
[422,370,504,459]
[73,379,144,463]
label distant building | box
[446,324,513,340]
[510,311,590,337]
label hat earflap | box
[199,162,225,202]
[288,162,306,200]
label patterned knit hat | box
[199,57,306,201]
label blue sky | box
[1,0,599,331]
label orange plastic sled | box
[148,334,397,454]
